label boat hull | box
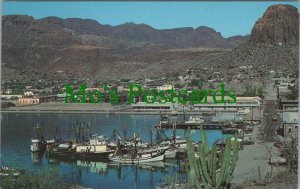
[47,150,114,161]
[109,154,165,163]
[30,144,45,152]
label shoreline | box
[1,110,178,115]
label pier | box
[155,123,231,130]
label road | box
[259,78,282,142]
[232,78,285,186]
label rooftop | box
[282,111,299,123]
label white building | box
[16,97,40,106]
[157,85,173,91]
[193,96,261,111]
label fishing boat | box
[109,148,165,163]
[45,126,62,149]
[75,134,114,158]
[47,141,77,158]
[48,134,114,160]
[45,138,61,150]
[31,150,44,164]
[108,132,148,149]
[160,136,187,150]
[164,149,177,159]
[30,139,45,152]
[30,125,46,152]
[123,133,148,148]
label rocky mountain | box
[209,4,299,70]
[249,4,298,45]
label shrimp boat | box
[48,134,114,160]
[109,147,165,163]
[75,134,114,158]
[30,125,46,152]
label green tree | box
[244,83,257,96]
[257,86,264,98]
[286,85,298,100]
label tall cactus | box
[186,127,239,189]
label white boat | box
[185,116,204,124]
[109,147,165,163]
[126,133,148,148]
[49,134,114,159]
[75,134,114,157]
[157,135,189,155]
[30,139,45,152]
[164,149,177,159]
[160,138,187,149]
[30,125,46,152]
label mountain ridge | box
[3,14,249,49]
[2,4,298,81]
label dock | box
[155,123,231,130]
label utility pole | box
[251,107,254,124]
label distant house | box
[280,99,298,110]
[57,93,66,103]
[157,85,173,91]
[16,97,39,106]
[24,91,34,97]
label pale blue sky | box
[2,2,299,37]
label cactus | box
[186,127,240,189]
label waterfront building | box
[132,102,174,111]
[16,97,40,106]
[193,96,261,112]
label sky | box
[2,1,299,38]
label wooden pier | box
[155,123,231,130]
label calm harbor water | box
[1,113,231,189]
